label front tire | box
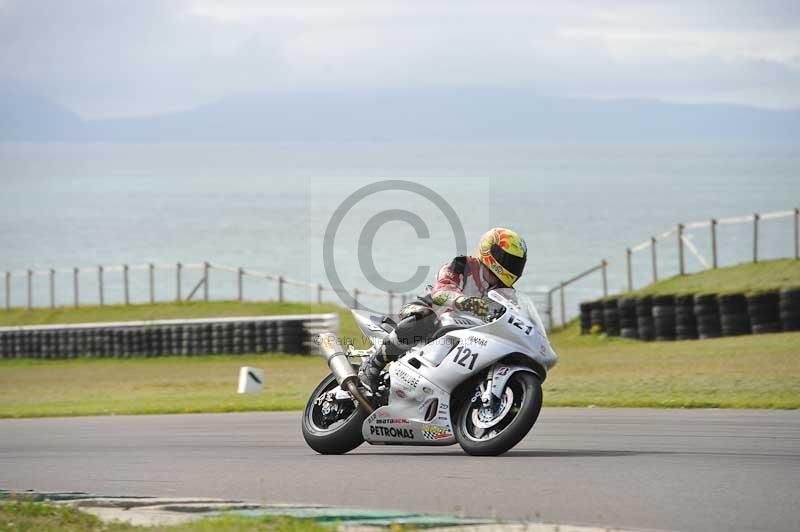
[454,371,542,456]
[302,369,367,454]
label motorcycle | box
[302,288,557,456]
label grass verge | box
[0,499,331,532]
[0,354,328,418]
[1,324,798,416]
[623,258,800,297]
[543,322,800,409]
[1,293,799,416]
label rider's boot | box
[358,331,406,393]
[358,305,437,393]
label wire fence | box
[1,259,552,328]
[544,208,800,329]
[0,261,422,317]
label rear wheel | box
[302,368,366,454]
[454,371,542,456]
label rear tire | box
[302,370,367,455]
[454,372,542,456]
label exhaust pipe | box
[318,333,374,414]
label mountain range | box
[2,87,799,142]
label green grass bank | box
[623,258,800,297]
[1,259,799,418]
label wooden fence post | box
[753,213,759,263]
[546,289,553,331]
[98,266,104,306]
[176,262,182,302]
[73,268,79,307]
[677,224,685,275]
[711,219,718,269]
[49,269,55,309]
[278,276,284,302]
[148,264,155,303]
[651,237,658,282]
[559,282,566,328]
[354,288,360,310]
[601,259,608,297]
[238,268,244,302]
[26,269,32,310]
[388,291,394,316]
[203,262,209,302]
[795,208,799,260]
[4,271,9,310]
[401,293,408,306]
[317,283,323,304]
[123,264,130,305]
[626,248,632,292]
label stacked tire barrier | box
[718,294,750,337]
[579,302,592,334]
[602,299,620,336]
[652,295,676,341]
[636,296,654,341]
[781,288,800,331]
[747,292,781,334]
[675,295,698,340]
[590,301,605,333]
[618,298,638,339]
[0,313,338,359]
[580,289,799,341]
[693,294,720,339]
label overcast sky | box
[1,0,799,118]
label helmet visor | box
[491,243,526,278]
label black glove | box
[454,296,489,316]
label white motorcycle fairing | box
[357,289,557,446]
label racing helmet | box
[477,227,527,287]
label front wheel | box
[302,369,367,454]
[454,371,542,456]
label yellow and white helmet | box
[477,228,527,287]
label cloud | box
[1,0,798,117]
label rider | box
[358,227,528,392]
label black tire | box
[721,314,750,329]
[719,294,747,313]
[638,326,655,341]
[454,372,542,456]
[637,316,654,328]
[694,293,717,306]
[780,310,800,322]
[635,296,653,314]
[721,314,750,336]
[652,306,675,318]
[779,300,800,312]
[302,370,367,455]
[698,329,721,340]
[779,287,800,301]
[747,303,779,318]
[620,327,639,339]
[693,304,717,317]
[781,319,800,332]
[752,322,781,335]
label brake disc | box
[471,387,514,429]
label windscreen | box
[488,288,548,339]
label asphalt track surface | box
[1,408,799,532]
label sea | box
[1,142,798,321]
